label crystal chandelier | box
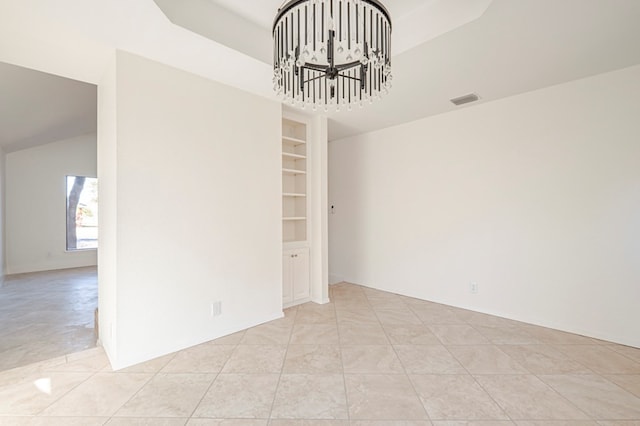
[273,0,392,112]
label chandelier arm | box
[335,61,363,72]
[301,63,327,72]
[299,72,362,87]
[302,74,326,84]
[337,73,362,82]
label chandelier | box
[273,0,392,112]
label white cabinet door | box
[292,249,310,301]
[283,253,293,304]
[283,248,310,305]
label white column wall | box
[97,53,118,359]
[103,52,282,369]
[0,148,5,286]
[310,115,330,304]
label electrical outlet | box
[210,301,222,317]
[470,282,478,294]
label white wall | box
[329,65,640,348]
[5,133,97,274]
[97,53,118,358]
[310,114,330,304]
[0,148,5,286]
[100,52,282,369]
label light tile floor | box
[0,267,98,371]
[1,282,640,425]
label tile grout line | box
[33,358,106,417]
[104,353,175,422]
[376,294,433,423]
[605,345,640,365]
[437,325,514,423]
[184,338,239,421]
[460,312,594,423]
[266,305,296,422]
[333,292,351,423]
[534,371,612,422]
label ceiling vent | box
[450,93,480,106]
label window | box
[66,176,98,250]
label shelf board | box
[283,136,306,145]
[283,193,306,197]
[282,152,307,159]
[283,217,306,221]
[283,239,308,244]
[282,168,306,175]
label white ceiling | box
[210,0,430,29]
[190,0,495,59]
[0,0,639,147]
[152,0,640,140]
[327,0,640,139]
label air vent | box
[451,93,480,106]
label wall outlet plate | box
[211,301,222,317]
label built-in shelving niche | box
[282,119,308,243]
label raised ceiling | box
[157,0,494,61]
[210,0,430,29]
[156,0,640,140]
[1,0,640,144]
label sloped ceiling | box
[0,62,96,153]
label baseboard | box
[354,281,640,349]
[7,261,98,275]
[284,297,311,309]
[110,311,285,371]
